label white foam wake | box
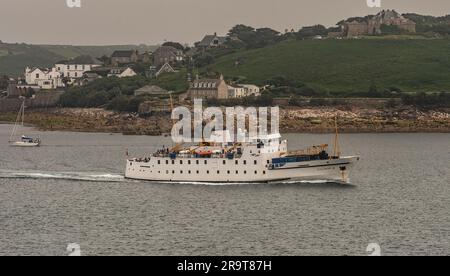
[0,170,125,182]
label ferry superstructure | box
[125,132,359,184]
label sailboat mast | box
[9,101,23,142]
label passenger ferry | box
[125,131,360,184]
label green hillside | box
[0,43,63,76]
[0,43,157,76]
[206,38,450,93]
[41,44,157,59]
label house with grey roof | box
[197,33,228,48]
[111,50,139,66]
[153,46,184,67]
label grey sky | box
[0,0,449,45]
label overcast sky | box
[0,0,449,45]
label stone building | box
[111,50,139,66]
[153,46,184,67]
[339,10,416,38]
[186,75,228,100]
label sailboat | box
[9,101,41,147]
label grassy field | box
[206,38,450,93]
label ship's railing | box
[151,153,244,159]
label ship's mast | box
[22,101,25,126]
[333,116,341,158]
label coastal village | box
[0,10,449,134]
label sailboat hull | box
[10,141,41,147]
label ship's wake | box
[0,170,351,186]
[0,170,125,183]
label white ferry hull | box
[125,156,359,184]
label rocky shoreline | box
[0,107,449,135]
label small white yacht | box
[9,101,41,147]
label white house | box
[108,67,137,78]
[55,55,103,83]
[227,84,260,98]
[25,55,103,89]
[25,67,63,89]
[227,85,246,98]
[241,84,261,97]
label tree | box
[296,25,328,39]
[228,24,255,37]
[97,55,111,65]
[162,41,185,51]
[0,75,9,90]
[368,82,382,98]
[194,53,215,67]
[226,25,281,49]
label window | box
[217,171,220,174]
[254,160,257,165]
[196,160,199,165]
[223,160,226,165]
[166,160,169,165]
[172,160,175,164]
[188,171,191,174]
[36,74,39,79]
[227,171,230,174]
[235,160,238,165]
[75,72,78,77]
[188,160,191,165]
[196,170,199,174]
[172,170,175,174]
[263,171,266,175]
[254,171,258,174]
[180,171,183,174]
[236,171,239,174]
[207,170,210,174]
[267,160,270,164]
[166,171,169,174]
[204,160,207,165]
[180,160,183,165]
[244,171,247,174]
[243,160,247,165]
[157,160,160,165]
